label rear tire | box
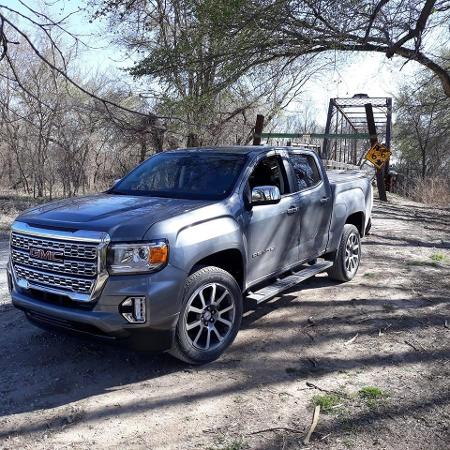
[327,224,361,282]
[170,266,243,364]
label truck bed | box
[327,169,371,184]
[326,169,373,246]
[327,169,372,194]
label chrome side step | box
[245,261,333,305]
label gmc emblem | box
[29,247,64,262]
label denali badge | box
[29,247,64,262]
[252,247,274,258]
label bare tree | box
[395,69,450,179]
[0,1,168,150]
[89,0,323,146]
[0,36,165,198]
[93,0,450,98]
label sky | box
[6,0,421,126]
[282,53,412,124]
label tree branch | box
[386,0,437,57]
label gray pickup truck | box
[8,146,372,363]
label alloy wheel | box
[185,283,236,351]
[344,232,360,275]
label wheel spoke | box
[218,304,233,315]
[210,283,217,303]
[212,326,223,342]
[193,327,203,346]
[213,290,228,306]
[199,291,206,308]
[217,317,232,327]
[189,306,203,314]
[205,328,211,349]
[186,320,202,331]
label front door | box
[288,152,333,262]
[244,155,300,285]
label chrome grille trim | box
[10,221,107,242]
[14,265,94,294]
[11,249,97,277]
[10,221,110,302]
[11,234,97,260]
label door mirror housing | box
[251,185,281,205]
[112,178,121,187]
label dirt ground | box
[0,194,449,450]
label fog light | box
[119,297,146,323]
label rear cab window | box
[289,153,322,191]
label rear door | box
[287,152,333,262]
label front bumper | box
[8,262,186,352]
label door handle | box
[287,206,299,215]
[320,197,329,204]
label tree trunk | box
[139,138,147,162]
[186,133,199,147]
[151,128,165,153]
[421,149,427,179]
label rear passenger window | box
[290,154,322,191]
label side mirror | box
[112,178,121,187]
[251,185,281,205]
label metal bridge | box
[259,94,392,167]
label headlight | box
[107,240,168,274]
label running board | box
[245,261,333,305]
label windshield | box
[111,152,247,200]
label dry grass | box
[398,176,450,207]
[0,190,45,233]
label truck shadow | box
[1,274,448,441]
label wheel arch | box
[345,211,366,237]
[189,249,245,290]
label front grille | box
[11,233,97,259]
[14,265,94,294]
[11,249,97,276]
[11,231,101,299]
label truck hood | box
[16,193,211,241]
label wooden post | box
[384,98,393,173]
[252,114,265,145]
[322,99,334,159]
[365,103,387,202]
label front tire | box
[327,224,361,282]
[170,266,243,364]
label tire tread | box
[169,265,242,364]
[327,224,360,282]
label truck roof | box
[167,146,315,156]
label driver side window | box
[248,156,289,195]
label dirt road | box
[0,195,449,450]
